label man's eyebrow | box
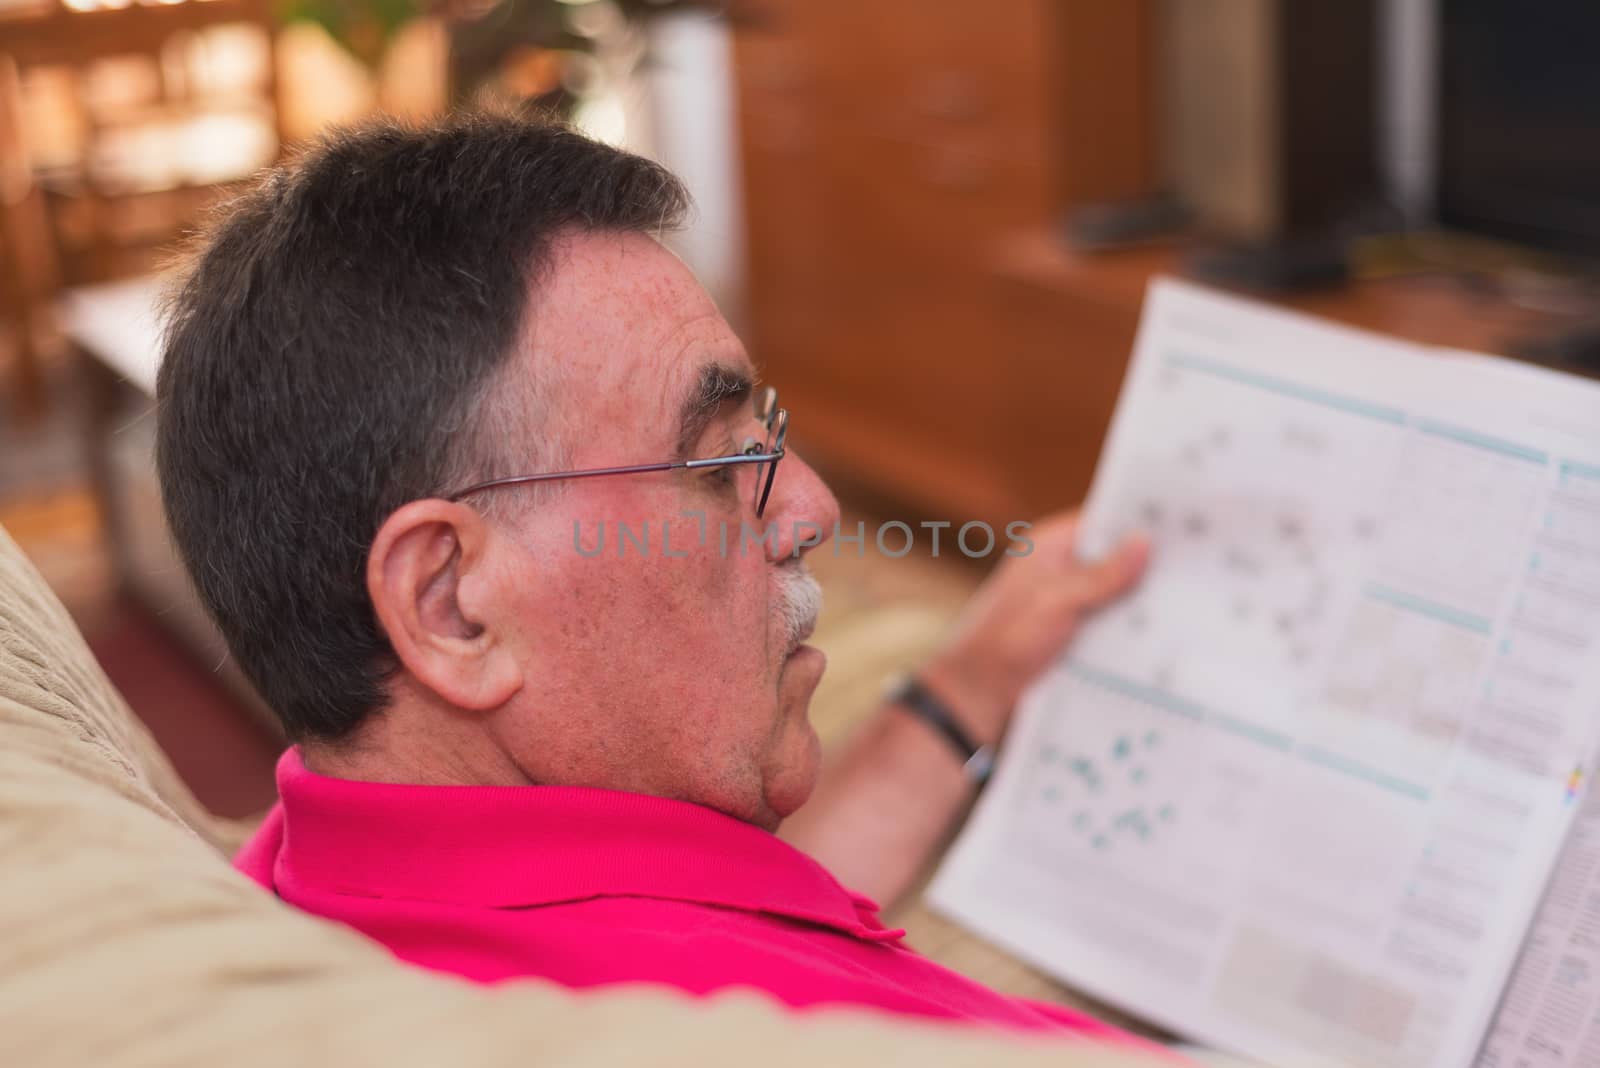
[676,363,753,457]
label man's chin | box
[766,722,823,824]
[762,645,826,824]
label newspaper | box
[930,279,1600,1068]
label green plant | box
[277,0,424,66]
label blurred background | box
[2,0,1599,816]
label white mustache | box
[774,563,822,653]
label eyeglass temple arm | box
[447,449,785,502]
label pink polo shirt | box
[237,749,1158,1048]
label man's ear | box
[367,499,522,711]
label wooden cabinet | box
[734,4,1585,536]
[732,1,1154,528]
[987,230,1589,520]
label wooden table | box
[60,275,273,726]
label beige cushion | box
[0,523,1185,1067]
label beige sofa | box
[0,523,1180,1068]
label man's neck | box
[301,690,533,787]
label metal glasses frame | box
[443,386,789,519]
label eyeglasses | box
[444,386,789,519]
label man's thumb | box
[1074,534,1150,606]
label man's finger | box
[1064,534,1150,607]
[1023,510,1081,560]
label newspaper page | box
[929,279,1600,1068]
[1474,767,1600,1068]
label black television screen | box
[1437,2,1600,260]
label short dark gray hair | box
[156,110,690,741]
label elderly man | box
[157,113,1149,1037]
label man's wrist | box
[884,674,996,786]
[915,655,1008,748]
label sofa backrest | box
[0,523,1173,1067]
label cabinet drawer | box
[823,129,1053,269]
[814,0,1053,147]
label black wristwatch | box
[885,674,996,786]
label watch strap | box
[886,675,995,786]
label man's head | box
[158,112,839,829]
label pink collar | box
[267,748,905,943]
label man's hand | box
[781,509,1148,906]
[919,510,1149,745]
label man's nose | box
[767,452,840,562]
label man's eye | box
[709,465,738,486]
